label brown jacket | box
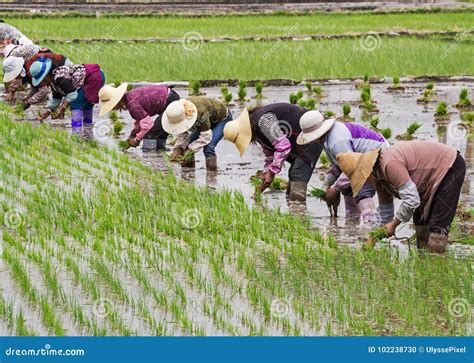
[375,141,457,220]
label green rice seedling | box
[305,98,316,110]
[369,116,379,131]
[237,80,248,101]
[269,177,288,191]
[324,111,335,118]
[338,103,353,122]
[109,110,118,123]
[14,102,25,119]
[249,174,263,201]
[305,82,312,92]
[406,121,422,135]
[435,101,449,120]
[381,127,392,140]
[388,76,404,90]
[118,140,130,150]
[310,187,326,199]
[289,93,298,104]
[297,99,307,108]
[113,120,124,137]
[318,151,330,169]
[343,103,351,117]
[296,89,304,100]
[220,85,229,98]
[417,89,431,103]
[426,82,434,92]
[455,88,472,108]
[313,86,322,96]
[224,92,233,105]
[365,227,387,248]
[255,81,264,98]
[127,84,134,92]
[189,80,202,96]
[461,112,474,124]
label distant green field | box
[46,35,473,82]
[9,11,474,40]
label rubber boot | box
[205,155,217,171]
[181,154,195,168]
[286,181,291,196]
[83,108,93,125]
[344,196,360,219]
[71,109,83,127]
[427,233,448,253]
[358,198,377,223]
[142,139,157,152]
[288,181,307,202]
[414,225,430,249]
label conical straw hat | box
[336,149,380,197]
[223,108,252,156]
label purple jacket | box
[124,86,169,140]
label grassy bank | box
[47,35,473,82]
[8,11,474,40]
[0,110,471,336]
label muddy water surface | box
[10,80,474,256]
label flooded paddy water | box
[6,79,474,255]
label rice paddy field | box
[0,6,473,337]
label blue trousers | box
[188,111,232,157]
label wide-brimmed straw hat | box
[223,108,252,156]
[30,58,52,86]
[336,149,380,197]
[98,83,128,117]
[3,44,17,57]
[2,56,24,82]
[162,99,198,135]
[297,110,336,145]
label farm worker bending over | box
[336,141,466,253]
[162,96,232,171]
[297,113,391,222]
[2,44,48,102]
[224,103,323,201]
[0,21,33,46]
[2,46,72,106]
[30,58,105,127]
[98,83,180,150]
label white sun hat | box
[162,99,198,135]
[297,110,336,145]
[3,44,17,57]
[98,83,128,117]
[3,56,24,82]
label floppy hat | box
[30,58,52,86]
[3,44,17,57]
[297,110,336,145]
[2,56,24,82]
[223,108,252,156]
[162,99,198,135]
[336,149,380,197]
[98,83,128,117]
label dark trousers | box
[288,142,322,182]
[413,152,466,235]
[144,89,180,144]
